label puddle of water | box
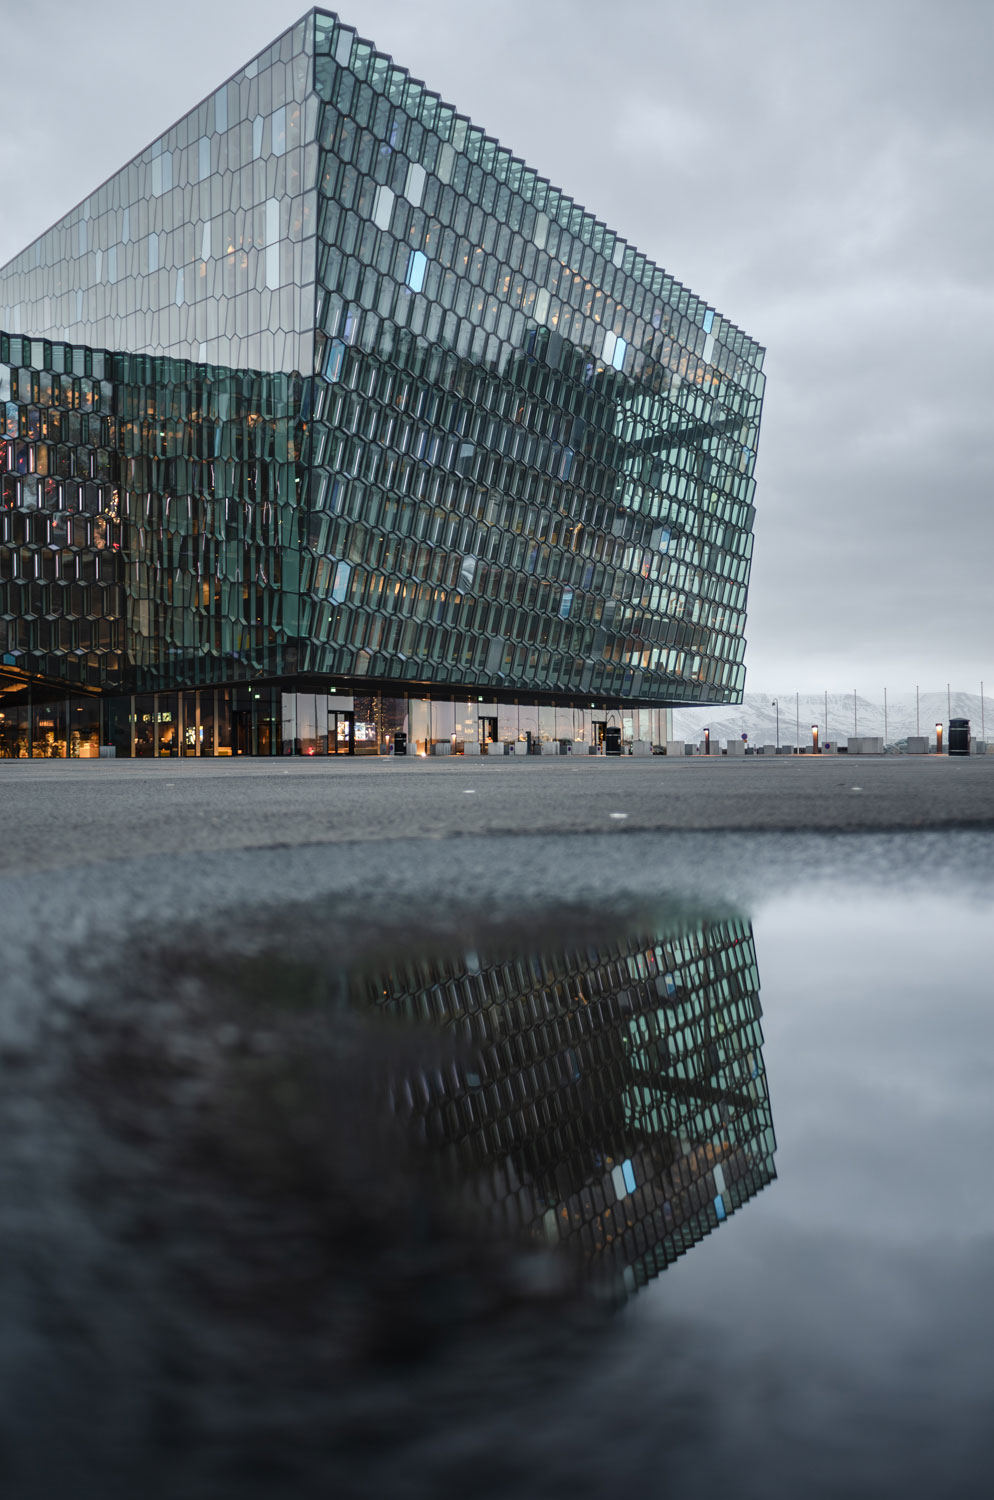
[633,887,994,1498]
[3,874,992,1497]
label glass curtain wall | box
[0,684,672,758]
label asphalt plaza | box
[2,752,993,878]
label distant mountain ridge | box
[671,691,991,748]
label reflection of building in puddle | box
[359,917,776,1298]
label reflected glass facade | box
[0,8,764,757]
[362,915,776,1297]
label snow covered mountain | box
[671,691,991,748]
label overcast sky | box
[1,0,991,696]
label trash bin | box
[604,725,622,756]
[948,718,970,757]
[393,730,407,756]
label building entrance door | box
[329,711,354,754]
[479,716,498,752]
[232,708,253,756]
[592,720,607,752]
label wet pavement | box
[1,762,993,1496]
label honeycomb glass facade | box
[0,8,764,757]
[363,914,776,1298]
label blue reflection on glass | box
[406,250,427,293]
[323,339,345,382]
[612,337,627,371]
[331,561,351,604]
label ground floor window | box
[0,679,674,758]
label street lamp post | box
[811,723,819,754]
[935,722,943,755]
[772,699,779,750]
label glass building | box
[0,8,765,758]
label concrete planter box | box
[430,741,451,755]
[630,739,653,756]
[462,741,481,755]
[905,736,929,754]
[724,740,746,756]
[664,740,685,757]
[540,741,559,755]
[847,736,884,755]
